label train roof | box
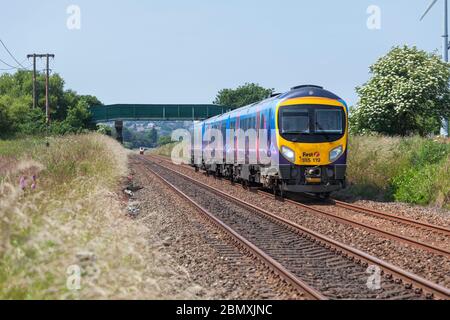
[278,85,342,100]
[203,85,343,124]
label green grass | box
[0,134,193,299]
[337,135,450,208]
[151,142,177,158]
[0,138,45,157]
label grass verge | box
[337,135,450,208]
[151,143,177,158]
[0,133,194,299]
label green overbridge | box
[90,104,232,122]
[90,104,233,143]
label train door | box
[259,110,269,164]
[225,116,230,163]
[268,108,272,156]
[201,122,207,165]
[192,121,203,166]
[235,116,240,164]
[256,110,260,164]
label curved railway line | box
[259,192,450,257]
[148,154,450,257]
[140,156,450,300]
[330,200,450,236]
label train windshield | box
[279,105,346,143]
[315,109,343,133]
[280,108,310,134]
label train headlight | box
[329,145,343,162]
[281,146,296,163]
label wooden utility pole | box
[27,54,37,109]
[27,53,55,123]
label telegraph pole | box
[420,0,450,137]
[27,53,55,124]
[45,54,51,124]
[27,54,37,109]
[442,0,449,137]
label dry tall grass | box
[0,134,196,299]
[339,135,407,200]
[151,143,177,158]
[433,154,450,207]
[339,135,450,207]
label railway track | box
[140,156,450,300]
[260,192,450,257]
[331,200,450,236]
[148,154,450,257]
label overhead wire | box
[0,58,31,71]
[0,38,27,69]
[0,56,17,69]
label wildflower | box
[19,176,27,190]
[31,175,37,190]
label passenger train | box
[190,85,348,198]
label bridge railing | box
[90,104,233,122]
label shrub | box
[157,136,173,146]
[339,135,450,208]
[152,142,177,157]
[392,165,439,205]
[434,155,450,207]
[342,135,407,200]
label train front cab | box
[275,97,348,196]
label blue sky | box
[0,0,445,106]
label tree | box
[213,83,274,108]
[64,99,93,132]
[0,98,13,137]
[96,124,112,136]
[351,46,450,136]
[149,127,158,145]
[18,108,46,135]
[0,70,101,136]
[158,135,173,146]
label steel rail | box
[147,155,450,257]
[279,197,450,257]
[145,156,450,300]
[142,159,326,300]
[332,200,450,236]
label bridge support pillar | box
[115,120,124,144]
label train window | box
[251,117,256,129]
[279,105,346,143]
[221,121,226,140]
[280,108,310,134]
[242,118,248,130]
[315,109,343,133]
